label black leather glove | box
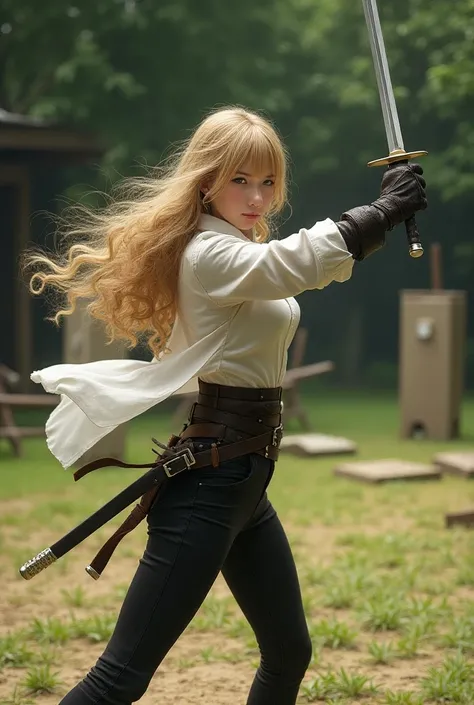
[374,163,427,230]
[337,163,428,261]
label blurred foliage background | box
[3,0,473,389]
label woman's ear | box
[200,176,215,197]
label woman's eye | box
[232,177,274,186]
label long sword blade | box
[362,0,404,153]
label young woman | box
[23,105,427,705]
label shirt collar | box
[198,214,254,242]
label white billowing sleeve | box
[30,315,229,469]
[194,218,354,306]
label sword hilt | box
[404,214,424,259]
[19,547,57,580]
[368,148,428,259]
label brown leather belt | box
[77,379,284,578]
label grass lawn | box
[0,390,473,704]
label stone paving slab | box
[445,509,474,528]
[279,433,357,457]
[434,451,474,478]
[333,458,441,484]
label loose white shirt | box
[32,214,354,468]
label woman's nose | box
[248,189,263,206]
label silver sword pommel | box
[19,548,58,580]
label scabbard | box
[19,462,162,580]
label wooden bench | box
[172,327,334,431]
[0,365,59,457]
[281,327,333,431]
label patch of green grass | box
[218,649,245,664]
[421,652,474,703]
[200,646,218,663]
[0,513,24,527]
[395,631,424,659]
[70,614,117,643]
[191,596,233,631]
[0,633,35,668]
[301,668,379,701]
[359,593,406,632]
[367,639,396,664]
[384,691,424,705]
[301,672,340,702]
[322,582,358,610]
[61,586,88,608]
[440,616,474,654]
[405,595,452,621]
[309,619,357,650]
[0,686,34,705]
[28,617,72,645]
[176,656,197,670]
[224,616,254,640]
[332,668,379,698]
[314,564,377,610]
[456,565,474,587]
[21,664,63,695]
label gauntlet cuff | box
[337,204,389,262]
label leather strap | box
[179,423,279,460]
[197,393,282,417]
[191,403,279,436]
[180,422,275,458]
[74,457,157,482]
[179,422,227,441]
[87,485,160,577]
[198,379,282,401]
[74,429,279,483]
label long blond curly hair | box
[21,105,289,358]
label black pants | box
[59,440,312,705]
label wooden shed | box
[0,109,104,391]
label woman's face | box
[202,163,276,238]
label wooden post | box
[63,303,128,466]
[283,328,311,430]
[0,166,32,393]
[430,242,443,290]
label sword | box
[362,0,428,258]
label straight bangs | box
[212,122,287,213]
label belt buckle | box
[272,423,283,446]
[265,424,284,458]
[163,447,196,478]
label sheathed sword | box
[18,445,196,581]
[362,0,428,258]
[18,427,281,580]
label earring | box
[200,190,211,212]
